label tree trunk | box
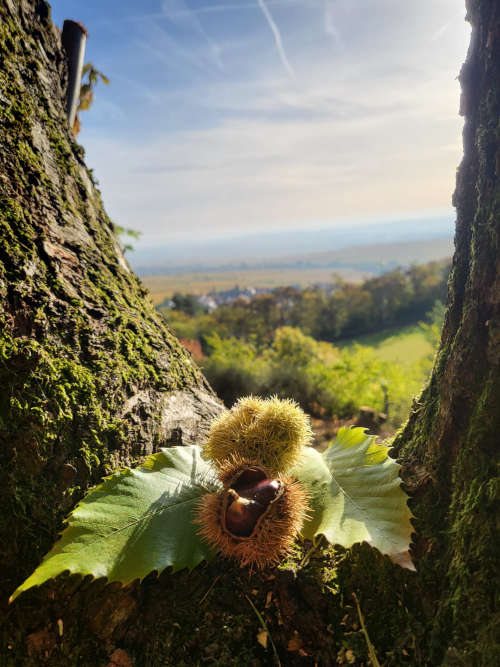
[392,1,500,663]
[0,1,498,665]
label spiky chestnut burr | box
[196,462,309,568]
[203,396,312,476]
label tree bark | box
[392,1,500,663]
[1,1,498,665]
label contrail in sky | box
[257,0,296,79]
[324,0,343,49]
[162,0,223,70]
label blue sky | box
[50,1,470,248]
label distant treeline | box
[162,260,450,347]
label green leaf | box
[292,427,414,569]
[10,446,218,602]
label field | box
[142,267,370,305]
[341,324,433,365]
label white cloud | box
[79,0,470,245]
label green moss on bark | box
[392,1,500,663]
[4,544,424,666]
[0,3,219,663]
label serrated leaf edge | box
[10,447,219,602]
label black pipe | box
[61,20,87,130]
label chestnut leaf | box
[291,426,414,569]
[10,446,219,602]
[11,427,414,602]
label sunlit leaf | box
[10,446,218,602]
[292,427,414,569]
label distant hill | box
[279,237,454,274]
[141,237,453,304]
[129,215,453,276]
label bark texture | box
[0,0,222,662]
[393,1,500,663]
[0,0,498,665]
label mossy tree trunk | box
[392,1,500,663]
[1,0,498,665]
[0,0,221,663]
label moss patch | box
[0,3,214,663]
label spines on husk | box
[195,460,309,568]
[203,396,312,476]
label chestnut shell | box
[222,467,283,539]
[195,458,309,568]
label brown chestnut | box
[224,476,283,537]
[236,479,281,506]
[196,461,310,567]
[225,494,265,537]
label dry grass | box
[141,267,370,304]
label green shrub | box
[202,333,266,406]
[200,326,432,426]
